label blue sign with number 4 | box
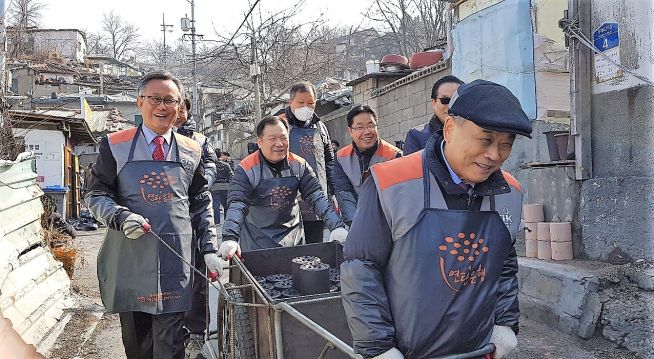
[593,22,619,51]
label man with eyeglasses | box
[333,105,401,226]
[85,71,224,359]
[403,75,464,155]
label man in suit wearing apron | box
[85,71,224,359]
[341,80,530,359]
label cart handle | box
[436,344,495,359]
[276,301,495,359]
[275,302,364,359]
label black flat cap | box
[448,79,532,138]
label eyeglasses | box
[438,97,451,105]
[350,124,378,132]
[140,95,180,107]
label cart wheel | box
[219,283,256,359]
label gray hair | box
[450,115,467,125]
[289,81,316,100]
[137,71,184,99]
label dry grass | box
[40,196,87,277]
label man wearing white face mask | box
[283,81,336,244]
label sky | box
[35,0,373,43]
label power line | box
[194,0,261,84]
[560,16,654,86]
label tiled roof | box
[27,63,77,75]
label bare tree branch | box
[85,31,111,55]
[101,11,141,61]
[7,0,47,58]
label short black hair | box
[222,152,231,157]
[430,75,464,99]
[255,116,289,137]
[247,142,259,154]
[215,148,222,157]
[331,139,340,147]
[346,104,377,127]
[137,71,184,99]
[183,98,191,111]
[289,81,316,100]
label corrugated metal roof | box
[0,153,73,346]
[87,109,134,134]
[8,109,98,144]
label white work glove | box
[329,227,349,244]
[121,213,149,240]
[372,347,404,359]
[204,253,227,278]
[218,240,241,260]
[489,325,518,358]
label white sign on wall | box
[23,130,65,187]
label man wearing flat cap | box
[341,80,529,359]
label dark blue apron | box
[97,130,193,314]
[240,159,303,251]
[289,126,324,221]
[385,151,513,358]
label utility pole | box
[99,66,104,95]
[191,0,198,121]
[250,35,262,122]
[0,0,6,97]
[567,0,592,180]
[160,13,173,69]
[182,1,200,122]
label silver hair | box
[450,115,467,125]
[137,71,184,99]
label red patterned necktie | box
[152,136,165,161]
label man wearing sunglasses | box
[86,71,223,359]
[403,75,464,155]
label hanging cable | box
[192,0,262,85]
[559,17,654,86]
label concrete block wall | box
[585,0,654,263]
[585,83,654,263]
[322,106,352,150]
[362,65,452,145]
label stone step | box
[517,257,654,358]
[517,258,601,339]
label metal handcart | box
[206,242,495,359]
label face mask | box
[293,106,314,122]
